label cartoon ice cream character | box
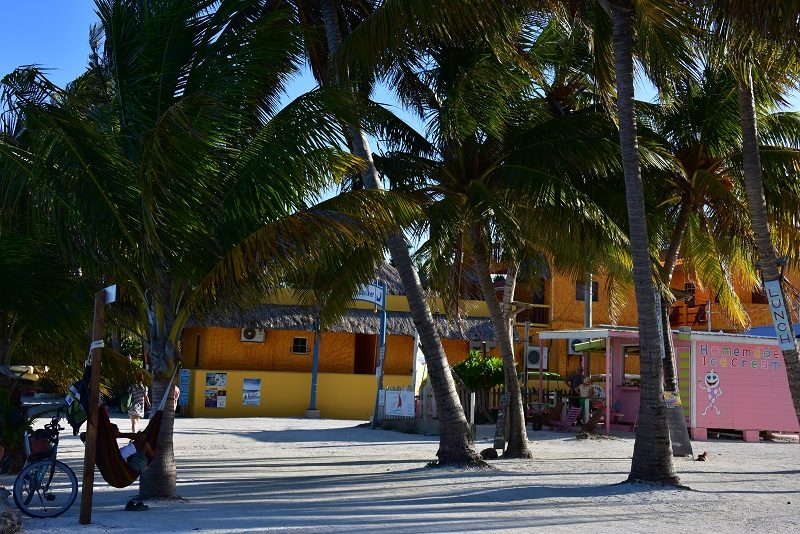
[698,369,722,416]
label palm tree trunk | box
[319,0,479,464]
[660,202,692,392]
[608,1,678,484]
[737,72,800,424]
[139,290,178,497]
[468,223,531,458]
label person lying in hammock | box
[81,422,156,474]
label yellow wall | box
[184,327,408,374]
[185,369,410,419]
[515,272,637,379]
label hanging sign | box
[385,390,414,417]
[354,284,385,306]
[764,280,797,351]
[103,284,117,304]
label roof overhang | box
[538,327,640,340]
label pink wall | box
[694,339,799,432]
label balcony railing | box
[514,304,550,326]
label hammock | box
[93,367,178,488]
[95,407,163,488]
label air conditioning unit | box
[240,327,265,343]
[567,337,587,355]
[526,347,549,370]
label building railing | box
[514,304,549,326]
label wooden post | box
[79,288,108,525]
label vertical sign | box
[764,280,797,351]
[178,368,190,406]
[353,282,387,429]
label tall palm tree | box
[705,2,800,424]
[374,36,636,457]
[0,75,93,369]
[0,0,417,497]
[643,64,800,331]
[593,0,701,484]
[280,0,482,464]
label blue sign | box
[765,280,797,351]
[178,368,190,406]
[354,284,385,306]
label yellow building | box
[180,261,797,420]
[179,273,504,419]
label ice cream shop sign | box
[698,342,782,371]
[692,336,799,440]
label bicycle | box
[12,409,78,518]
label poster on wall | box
[205,372,227,408]
[243,378,261,406]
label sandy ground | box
[2,414,799,533]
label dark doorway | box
[354,333,378,374]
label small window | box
[684,282,696,307]
[575,281,599,302]
[752,289,768,304]
[291,337,309,354]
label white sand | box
[3,415,799,533]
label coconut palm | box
[372,34,638,457]
[644,63,800,329]
[0,0,418,497]
[274,0,484,464]
[0,75,93,369]
[591,0,706,485]
[705,2,800,425]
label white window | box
[291,337,309,355]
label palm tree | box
[279,0,482,464]
[374,36,636,457]
[704,2,800,424]
[644,64,800,329]
[594,0,698,485]
[0,74,93,369]
[0,0,417,497]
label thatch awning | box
[190,304,503,341]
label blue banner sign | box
[765,279,797,351]
[354,284,385,306]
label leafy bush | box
[452,350,505,391]
[0,386,33,473]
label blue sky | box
[1,2,798,119]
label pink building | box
[538,328,799,442]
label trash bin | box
[530,412,543,431]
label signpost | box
[79,285,115,525]
[353,282,387,429]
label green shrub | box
[452,350,505,391]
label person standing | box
[565,365,585,407]
[128,372,151,433]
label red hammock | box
[95,407,163,488]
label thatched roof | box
[374,263,406,295]
[190,304,502,341]
[188,263,519,341]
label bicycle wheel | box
[13,459,78,518]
